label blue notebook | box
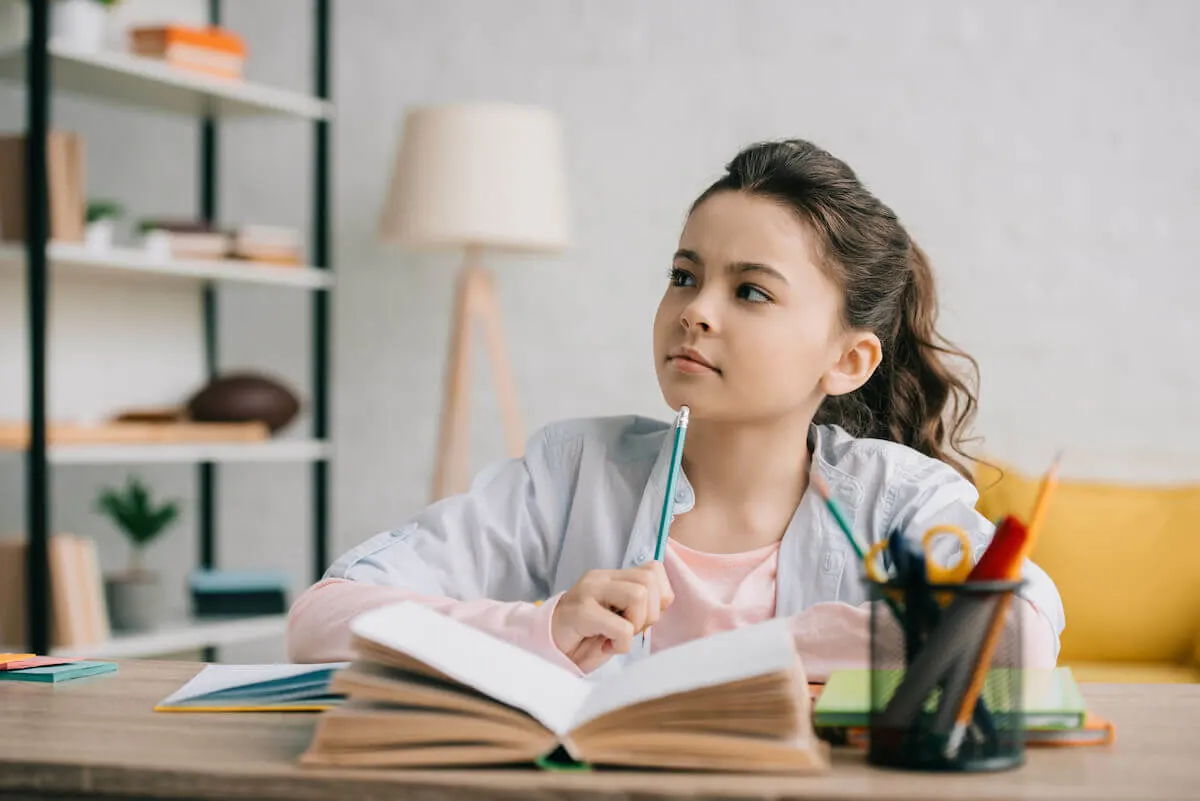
[154,662,349,712]
[0,660,118,683]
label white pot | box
[51,0,107,53]
[141,229,172,261]
[84,218,114,250]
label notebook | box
[300,601,831,773]
[0,660,117,683]
[154,662,349,712]
[813,667,1089,730]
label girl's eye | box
[668,267,696,287]
[736,284,771,303]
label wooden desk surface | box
[0,660,1197,801]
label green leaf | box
[85,198,123,222]
[94,476,180,550]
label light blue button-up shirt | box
[325,415,1064,672]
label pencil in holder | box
[867,579,1026,772]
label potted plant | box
[95,475,180,632]
[84,198,123,251]
[52,0,120,53]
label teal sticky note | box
[0,660,118,683]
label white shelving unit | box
[0,242,334,290]
[47,614,289,660]
[0,41,332,119]
[5,12,333,661]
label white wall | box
[1,0,1197,660]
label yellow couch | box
[975,462,1200,683]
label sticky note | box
[0,660,118,683]
[0,656,84,671]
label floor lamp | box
[379,103,570,501]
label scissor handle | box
[864,538,892,584]
[921,524,974,584]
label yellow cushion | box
[1063,661,1200,684]
[975,462,1200,665]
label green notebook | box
[0,660,118,683]
[813,667,1087,730]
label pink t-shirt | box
[651,538,780,652]
[286,538,1057,680]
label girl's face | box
[653,191,880,424]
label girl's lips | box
[669,356,718,374]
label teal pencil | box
[810,472,865,560]
[811,473,905,621]
[653,405,690,561]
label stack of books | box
[139,219,229,261]
[129,24,246,80]
[138,220,304,265]
[230,225,305,265]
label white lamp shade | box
[379,103,570,253]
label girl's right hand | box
[550,562,674,673]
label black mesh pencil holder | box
[867,579,1026,772]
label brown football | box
[186,372,301,433]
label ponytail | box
[885,241,980,480]
[816,241,979,481]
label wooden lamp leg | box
[430,247,525,502]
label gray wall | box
[2,0,1196,661]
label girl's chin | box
[658,390,716,418]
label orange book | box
[129,25,246,79]
[130,24,245,55]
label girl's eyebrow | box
[673,248,789,285]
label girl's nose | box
[681,298,715,333]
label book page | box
[349,602,590,736]
[571,617,798,729]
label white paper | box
[350,602,590,735]
[571,616,797,729]
[157,662,349,706]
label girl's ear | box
[821,331,883,397]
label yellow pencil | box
[1025,451,1061,544]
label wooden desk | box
[0,660,1197,801]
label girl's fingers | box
[593,580,651,635]
[580,598,635,654]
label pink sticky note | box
[0,656,85,671]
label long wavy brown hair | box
[694,140,981,481]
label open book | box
[155,663,349,712]
[300,602,830,773]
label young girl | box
[288,139,1064,679]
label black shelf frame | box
[21,2,333,656]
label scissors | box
[864,524,975,588]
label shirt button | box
[637,547,650,563]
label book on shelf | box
[300,602,831,773]
[138,219,230,261]
[230,224,304,264]
[0,420,269,449]
[0,131,85,244]
[128,24,246,80]
[0,534,109,650]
